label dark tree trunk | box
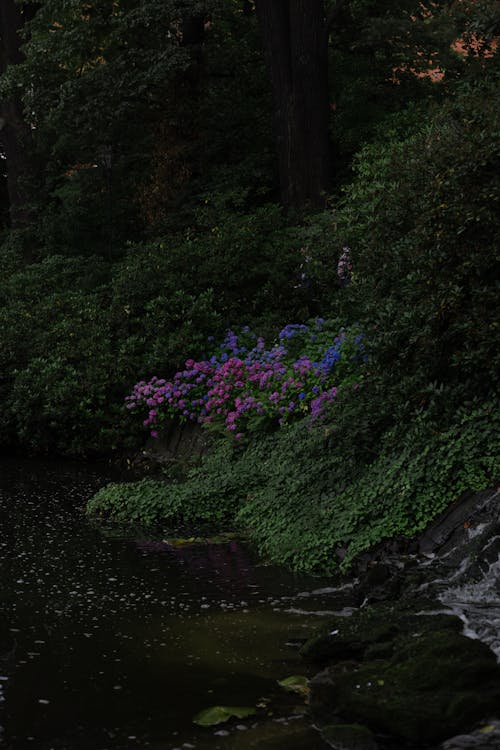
[242,0,254,17]
[255,0,331,209]
[181,10,205,71]
[0,98,33,229]
[0,0,38,260]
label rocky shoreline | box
[297,487,500,750]
[132,427,500,750]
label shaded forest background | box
[1,0,498,568]
[0,0,498,461]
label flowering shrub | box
[126,320,366,440]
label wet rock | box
[134,418,212,469]
[300,620,395,666]
[210,717,327,749]
[419,488,499,558]
[442,719,500,749]
[300,607,398,666]
[361,565,391,588]
[352,539,415,574]
[357,564,402,604]
[478,526,500,573]
[321,723,378,750]
[310,628,500,744]
[308,667,340,720]
[300,602,459,666]
[305,489,500,747]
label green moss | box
[321,723,377,750]
[309,626,500,744]
[300,604,460,664]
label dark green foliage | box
[296,71,500,426]
[0,255,125,453]
[87,439,242,526]
[0,0,276,254]
[1,0,194,254]
[327,0,448,172]
[241,400,499,571]
[117,204,306,334]
[338,73,500,417]
[0,204,309,453]
[88,65,500,569]
[0,250,217,453]
[2,0,499,574]
[88,400,499,571]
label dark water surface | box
[0,458,347,750]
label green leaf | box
[479,725,496,734]
[277,675,310,697]
[193,705,256,727]
[163,537,200,548]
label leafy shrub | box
[0,204,313,454]
[88,400,499,571]
[237,400,499,571]
[290,72,500,450]
[87,440,244,526]
[0,253,220,453]
[332,73,500,421]
[114,204,308,332]
[88,74,500,573]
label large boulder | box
[321,723,378,750]
[300,603,460,666]
[309,627,500,745]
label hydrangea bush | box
[126,319,366,440]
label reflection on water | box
[0,458,350,750]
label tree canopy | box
[2,0,496,243]
[0,0,497,456]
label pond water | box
[0,458,354,750]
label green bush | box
[237,400,499,571]
[88,400,499,571]
[334,74,500,416]
[0,250,221,453]
[0,263,128,453]
[120,204,308,333]
[87,439,244,526]
[0,205,310,454]
[88,73,500,571]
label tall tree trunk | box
[181,9,205,80]
[255,0,331,209]
[0,0,38,260]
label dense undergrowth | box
[2,47,498,570]
[88,74,500,570]
[88,400,499,572]
[0,206,309,454]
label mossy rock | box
[300,602,459,666]
[207,718,328,749]
[321,723,378,749]
[310,629,500,744]
[300,612,397,665]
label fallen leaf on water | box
[193,705,256,727]
[277,675,310,698]
[479,725,496,734]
